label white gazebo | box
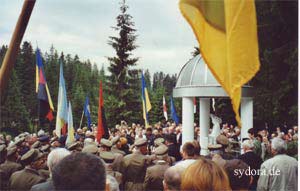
[173,54,254,155]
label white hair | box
[47,148,71,173]
[242,140,254,150]
[37,129,45,137]
[271,137,287,154]
[106,175,119,191]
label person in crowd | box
[248,128,262,158]
[144,145,170,191]
[100,151,123,186]
[175,142,196,169]
[52,152,106,190]
[106,174,120,191]
[0,146,23,190]
[224,159,252,191]
[163,166,184,191]
[100,138,124,172]
[9,149,46,190]
[238,139,262,190]
[257,137,298,191]
[216,134,234,159]
[30,148,70,191]
[181,157,231,191]
[120,138,150,191]
[165,134,181,161]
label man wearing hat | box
[216,135,234,160]
[0,146,23,190]
[121,138,150,191]
[144,145,170,191]
[100,138,123,172]
[100,151,123,186]
[9,149,45,190]
[82,144,99,155]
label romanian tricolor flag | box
[97,81,109,143]
[141,72,151,128]
[36,48,54,121]
[55,62,68,137]
[179,0,260,127]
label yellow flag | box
[179,0,260,127]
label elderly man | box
[120,138,150,191]
[30,148,70,191]
[238,139,262,190]
[257,137,298,191]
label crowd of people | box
[0,121,298,191]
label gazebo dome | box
[173,54,253,98]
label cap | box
[39,135,50,143]
[14,137,25,146]
[99,151,115,163]
[7,146,17,157]
[216,135,229,146]
[154,138,165,147]
[21,149,44,165]
[208,144,223,150]
[111,136,120,145]
[0,145,6,153]
[40,144,51,152]
[154,145,168,156]
[31,141,41,149]
[82,144,99,155]
[134,138,147,147]
[100,139,112,148]
[67,142,80,151]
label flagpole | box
[79,110,84,129]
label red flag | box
[97,81,109,143]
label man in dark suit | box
[238,139,263,190]
[165,134,182,161]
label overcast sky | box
[1,0,198,75]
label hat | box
[134,138,147,147]
[0,145,6,153]
[39,135,50,143]
[31,141,41,149]
[99,151,115,163]
[208,144,222,151]
[154,138,165,147]
[40,144,51,152]
[111,136,120,145]
[82,145,98,155]
[7,146,17,157]
[67,142,80,151]
[21,149,44,165]
[216,135,229,146]
[154,145,168,156]
[14,137,25,146]
[100,139,112,148]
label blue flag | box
[170,96,179,125]
[84,96,92,129]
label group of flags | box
[35,48,108,143]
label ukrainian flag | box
[179,0,260,127]
[141,72,151,128]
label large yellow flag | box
[179,0,260,127]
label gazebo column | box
[199,98,210,155]
[182,97,194,146]
[241,98,253,140]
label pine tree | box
[106,0,139,126]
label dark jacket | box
[168,143,182,161]
[30,179,54,191]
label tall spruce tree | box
[106,0,139,127]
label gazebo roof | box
[173,54,253,98]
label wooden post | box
[0,0,36,96]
